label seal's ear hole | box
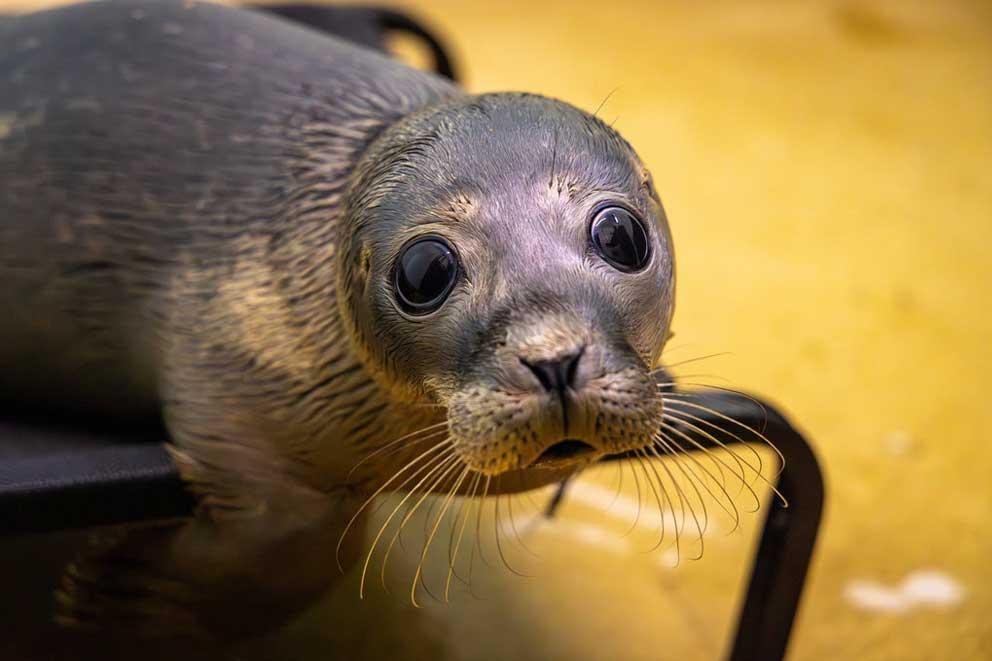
[641,171,660,202]
[358,244,373,293]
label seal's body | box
[0,0,449,425]
[0,0,675,638]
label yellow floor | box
[4,1,991,659]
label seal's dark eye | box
[394,236,458,315]
[590,207,651,272]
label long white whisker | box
[379,458,463,593]
[622,458,645,536]
[359,453,459,598]
[633,450,668,550]
[655,431,740,531]
[645,443,705,560]
[660,392,783,470]
[411,465,471,607]
[347,422,449,479]
[336,438,451,571]
[506,493,538,557]
[662,403,767,478]
[659,419,763,511]
[662,408,787,507]
[493,481,531,578]
[445,472,481,601]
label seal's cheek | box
[446,385,547,474]
[612,275,675,367]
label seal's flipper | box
[55,522,206,637]
[52,454,367,639]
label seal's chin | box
[529,439,600,470]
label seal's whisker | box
[505,492,538,557]
[632,450,668,549]
[359,452,459,599]
[609,461,625,513]
[474,476,494,569]
[411,465,470,608]
[445,472,481,601]
[662,403,784,481]
[639,449,683,561]
[347,422,449,479]
[662,403,787,505]
[417,465,471,597]
[645,443,706,560]
[493,482,531,578]
[405,456,465,555]
[661,413,753,496]
[365,428,451,479]
[652,352,732,370]
[659,417,731,490]
[378,458,463,593]
[419,462,461,543]
[660,408,756,487]
[523,489,543,511]
[660,388,781,469]
[654,431,741,531]
[368,436,457,529]
[658,382,771,425]
[336,438,452,571]
[466,495,485,601]
[658,420,763,511]
[661,403,767,480]
[642,448,678,551]
[364,452,459,595]
[592,87,620,117]
[663,460,700,563]
[621,458,646,537]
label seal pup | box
[0,0,676,637]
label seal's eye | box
[394,236,459,314]
[590,207,650,272]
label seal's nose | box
[520,347,584,393]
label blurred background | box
[3,0,991,659]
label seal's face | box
[341,93,674,475]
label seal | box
[0,0,675,638]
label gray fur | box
[0,0,675,638]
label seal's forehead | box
[412,93,645,196]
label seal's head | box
[340,93,674,475]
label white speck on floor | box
[844,569,965,614]
[882,430,917,456]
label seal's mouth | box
[530,439,597,469]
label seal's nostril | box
[520,347,584,393]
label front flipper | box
[55,521,204,637]
[54,451,366,640]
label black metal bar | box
[0,419,193,534]
[718,394,824,661]
[256,4,458,81]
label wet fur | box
[0,0,675,638]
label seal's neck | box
[255,91,461,491]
